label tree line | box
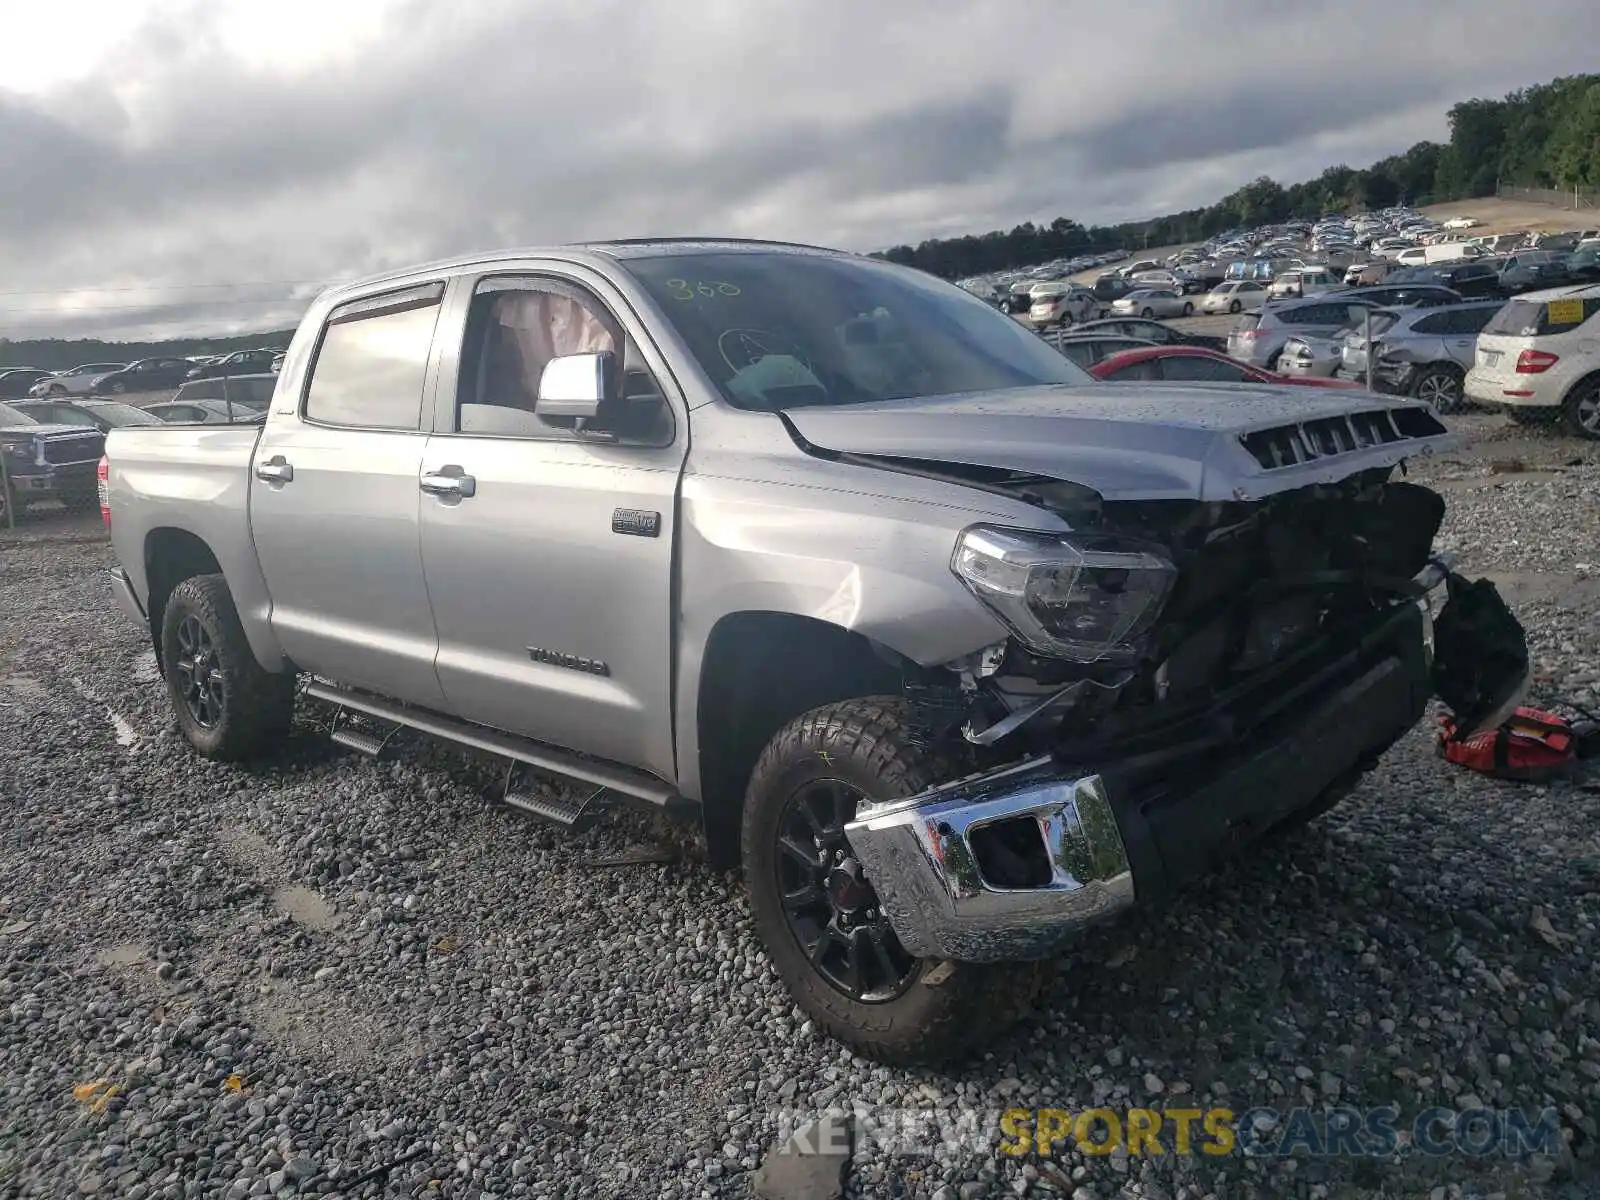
[872,72,1600,280]
[1,329,294,372]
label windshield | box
[0,404,38,427]
[625,252,1091,410]
[90,402,161,427]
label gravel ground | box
[1,416,1597,1200]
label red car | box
[1088,345,1362,389]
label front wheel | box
[1413,365,1465,413]
[1140,307,1154,319]
[160,574,296,760]
[741,698,1039,1066]
[1181,301,1194,317]
[1229,300,1242,314]
[107,381,127,395]
[46,384,67,396]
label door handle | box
[255,456,293,484]
[420,469,476,498]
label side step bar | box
[302,678,686,813]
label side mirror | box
[536,351,618,423]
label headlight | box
[951,525,1177,663]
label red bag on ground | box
[1437,706,1580,782]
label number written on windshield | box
[664,279,742,301]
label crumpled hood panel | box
[782,382,1457,502]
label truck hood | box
[781,382,1457,502]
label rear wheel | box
[1562,379,1600,440]
[160,574,296,760]
[1413,364,1465,413]
[741,697,1040,1066]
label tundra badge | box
[612,508,661,538]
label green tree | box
[1549,81,1600,190]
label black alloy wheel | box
[173,613,225,729]
[773,777,918,1002]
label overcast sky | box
[3,0,1598,342]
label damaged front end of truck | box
[821,396,1531,963]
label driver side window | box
[455,277,670,444]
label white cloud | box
[0,0,1596,339]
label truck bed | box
[104,423,284,669]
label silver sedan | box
[1109,288,1194,319]
[1275,333,1344,379]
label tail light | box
[97,455,110,528]
[1515,350,1560,374]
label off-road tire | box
[742,697,1042,1066]
[160,573,295,760]
[1561,379,1600,441]
[1413,364,1465,414]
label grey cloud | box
[1,0,1598,339]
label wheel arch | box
[141,526,288,675]
[1561,369,1600,436]
[693,611,930,869]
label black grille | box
[41,433,104,465]
[1239,407,1446,470]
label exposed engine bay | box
[929,466,1466,756]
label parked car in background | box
[27,362,127,397]
[1277,308,1383,380]
[1089,345,1361,389]
[169,374,279,412]
[1070,317,1227,353]
[1334,283,1464,310]
[1110,288,1193,319]
[93,357,198,395]
[1228,297,1382,370]
[184,348,279,381]
[8,398,163,432]
[1026,283,1098,329]
[1201,280,1268,314]
[1442,216,1480,230]
[0,369,52,399]
[0,402,106,520]
[1565,245,1600,284]
[144,398,270,424]
[1043,333,1158,368]
[1360,300,1505,412]
[1090,273,1140,307]
[271,353,286,373]
[1268,267,1337,300]
[1343,260,1390,287]
[1465,284,1600,438]
[1497,252,1566,294]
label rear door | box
[416,267,688,779]
[249,282,451,708]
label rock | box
[1142,1073,1165,1095]
[751,1116,851,1200]
[155,961,175,982]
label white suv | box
[1465,285,1600,439]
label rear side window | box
[1483,295,1600,338]
[1159,355,1248,382]
[1446,307,1498,334]
[1409,312,1453,335]
[304,282,444,430]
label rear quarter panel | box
[106,425,288,670]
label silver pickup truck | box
[104,239,1528,1064]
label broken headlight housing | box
[951,525,1177,664]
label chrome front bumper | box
[843,760,1136,962]
[846,560,1460,964]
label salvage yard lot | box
[1,416,1598,1198]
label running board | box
[302,679,685,811]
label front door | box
[249,282,451,708]
[417,269,686,780]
